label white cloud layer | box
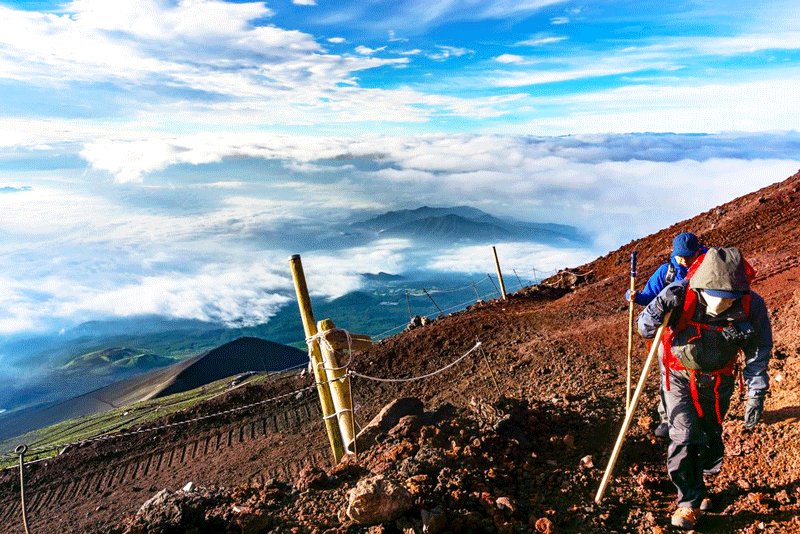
[2,132,799,335]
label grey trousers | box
[664,368,734,508]
[657,354,668,424]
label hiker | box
[637,247,772,530]
[625,232,705,438]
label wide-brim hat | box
[689,247,750,294]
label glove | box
[744,396,765,430]
[624,289,637,303]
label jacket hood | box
[689,247,750,293]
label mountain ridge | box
[352,204,584,244]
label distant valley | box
[0,204,581,436]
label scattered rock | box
[182,481,195,492]
[533,516,553,533]
[357,398,425,451]
[496,496,515,512]
[230,505,273,534]
[579,455,594,469]
[421,507,447,533]
[346,474,413,525]
[295,465,328,492]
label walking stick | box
[595,311,672,504]
[626,251,637,412]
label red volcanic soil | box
[1,171,799,533]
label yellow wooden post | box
[288,255,345,463]
[492,246,507,300]
[317,319,372,457]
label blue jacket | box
[637,280,772,398]
[633,255,688,306]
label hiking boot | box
[700,497,714,512]
[654,422,670,439]
[671,507,702,529]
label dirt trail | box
[0,172,798,532]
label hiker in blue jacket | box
[625,232,705,438]
[637,247,771,530]
[627,232,706,306]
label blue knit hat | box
[672,232,700,258]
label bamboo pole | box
[595,311,672,504]
[15,445,29,534]
[492,246,507,300]
[317,319,372,457]
[626,251,638,411]
[288,255,345,463]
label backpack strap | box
[664,263,677,284]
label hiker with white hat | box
[637,247,772,530]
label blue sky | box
[1,0,800,337]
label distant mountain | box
[61,347,174,374]
[361,272,405,281]
[0,337,306,441]
[351,205,583,244]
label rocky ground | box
[1,171,799,533]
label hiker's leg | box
[698,376,735,475]
[665,370,705,508]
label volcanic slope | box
[0,337,306,441]
[1,172,799,532]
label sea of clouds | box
[1,132,799,338]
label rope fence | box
[2,383,319,470]
[0,328,498,533]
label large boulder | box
[346,474,413,525]
[356,398,424,451]
[124,486,225,533]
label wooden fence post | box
[288,255,345,463]
[492,246,508,300]
[317,319,372,457]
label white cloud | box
[428,45,473,61]
[355,45,387,55]
[495,54,526,64]
[516,36,568,46]
[332,0,567,33]
[388,30,408,42]
[514,77,800,135]
[293,0,317,5]
[492,64,662,87]
[550,16,569,25]
[327,37,347,44]
[677,32,800,55]
[3,131,800,335]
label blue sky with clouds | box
[1,0,800,337]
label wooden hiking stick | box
[626,251,637,412]
[595,310,672,504]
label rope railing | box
[403,277,491,296]
[370,288,499,341]
[2,382,320,469]
[349,342,482,383]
